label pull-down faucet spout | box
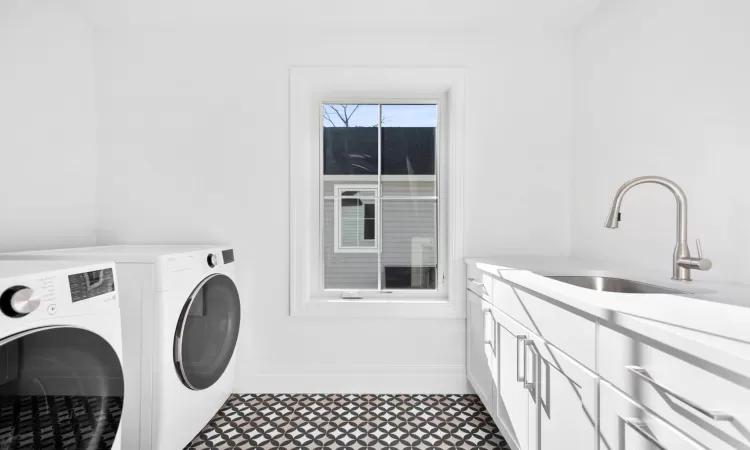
[604,176,711,281]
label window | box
[323,103,439,292]
[289,66,466,318]
[333,185,378,253]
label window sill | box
[290,295,465,319]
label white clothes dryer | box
[1,246,241,450]
[0,260,124,450]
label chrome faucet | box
[604,176,711,281]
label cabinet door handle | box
[483,310,494,349]
[623,418,667,450]
[626,366,733,421]
[516,334,527,382]
[523,340,534,390]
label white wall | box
[0,0,99,251]
[95,23,574,392]
[572,0,750,282]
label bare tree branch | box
[325,104,363,127]
[329,105,348,126]
[322,107,336,127]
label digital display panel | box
[68,268,115,302]
[222,249,235,264]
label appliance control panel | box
[0,262,118,322]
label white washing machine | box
[0,260,124,450]
[0,246,241,450]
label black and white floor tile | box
[186,394,511,450]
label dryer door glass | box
[0,326,124,449]
[175,274,241,390]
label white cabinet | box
[466,261,743,450]
[493,308,598,450]
[599,325,748,450]
[495,310,534,450]
[467,291,496,413]
[526,336,598,450]
[600,381,706,450]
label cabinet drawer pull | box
[623,418,667,450]
[626,366,733,421]
[468,278,485,287]
[516,335,527,382]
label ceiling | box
[72,0,601,30]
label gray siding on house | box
[323,199,437,290]
[324,199,378,289]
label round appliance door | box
[174,273,241,391]
[0,326,124,449]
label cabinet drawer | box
[600,381,706,450]
[599,325,750,450]
[492,277,596,370]
[467,263,493,302]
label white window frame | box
[290,66,466,318]
[332,184,379,254]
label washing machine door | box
[174,273,241,391]
[0,326,124,449]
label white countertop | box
[466,256,750,374]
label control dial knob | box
[207,253,218,268]
[0,286,41,317]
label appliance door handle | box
[627,366,733,421]
[516,335,527,382]
[623,418,667,450]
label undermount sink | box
[545,276,693,295]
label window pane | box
[339,198,376,248]
[381,199,437,290]
[364,203,375,240]
[324,199,378,289]
[323,104,379,175]
[381,104,437,196]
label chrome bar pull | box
[516,335,527,382]
[623,418,667,450]
[483,309,494,347]
[523,340,534,390]
[627,366,733,421]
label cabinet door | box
[527,339,598,450]
[600,381,706,450]
[467,291,495,412]
[496,310,534,450]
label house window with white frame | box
[289,66,465,317]
[322,103,441,293]
[333,185,378,253]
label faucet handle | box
[680,239,712,271]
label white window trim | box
[290,66,466,318]
[332,184,379,254]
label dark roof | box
[323,127,435,175]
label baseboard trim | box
[234,365,470,394]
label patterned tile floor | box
[186,394,510,450]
